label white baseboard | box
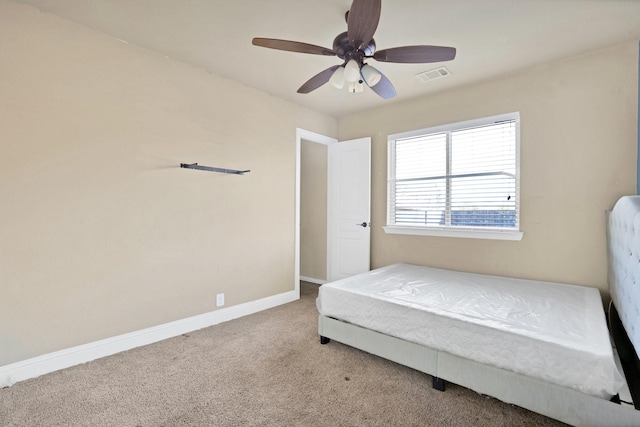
[300,276,326,285]
[0,290,298,388]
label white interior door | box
[328,137,371,281]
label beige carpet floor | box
[0,282,565,426]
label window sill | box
[383,225,523,241]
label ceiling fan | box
[252,0,456,99]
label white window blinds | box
[387,113,519,233]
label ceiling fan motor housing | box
[333,31,376,66]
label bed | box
[317,195,640,426]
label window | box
[385,112,522,240]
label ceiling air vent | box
[415,66,451,83]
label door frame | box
[295,128,337,296]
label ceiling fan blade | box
[347,0,381,50]
[368,71,396,99]
[252,38,336,56]
[373,46,456,63]
[297,65,341,94]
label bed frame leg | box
[320,336,330,345]
[432,376,445,392]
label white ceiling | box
[13,0,640,118]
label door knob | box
[357,222,369,228]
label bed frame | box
[318,196,640,426]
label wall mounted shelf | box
[180,163,250,175]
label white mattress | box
[317,263,624,399]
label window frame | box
[384,112,523,241]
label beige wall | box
[300,140,328,281]
[338,41,639,293]
[0,2,336,366]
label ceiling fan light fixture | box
[344,59,361,83]
[329,66,345,89]
[361,64,382,87]
[347,81,364,93]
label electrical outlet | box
[216,293,224,307]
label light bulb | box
[343,59,361,83]
[347,81,364,93]
[361,64,382,87]
[329,66,345,89]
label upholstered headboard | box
[607,195,640,360]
